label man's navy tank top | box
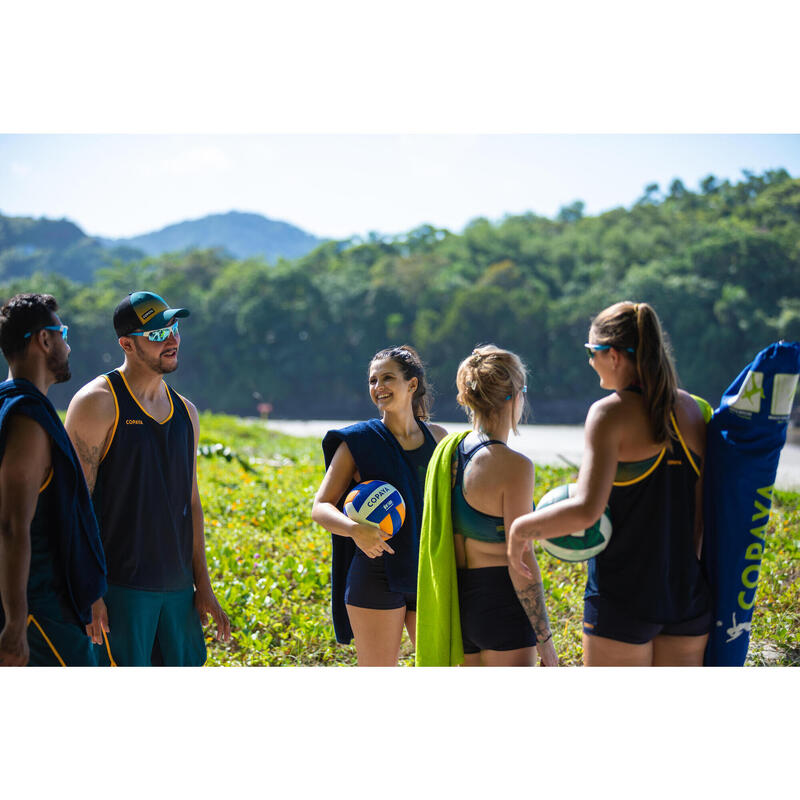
[93,370,195,592]
[0,467,77,629]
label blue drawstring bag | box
[702,341,800,666]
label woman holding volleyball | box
[417,345,558,667]
[508,302,711,666]
[312,345,446,666]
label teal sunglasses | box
[129,322,179,343]
[585,343,634,358]
[24,324,68,342]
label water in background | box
[267,421,800,491]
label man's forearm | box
[190,502,213,591]
[0,520,31,631]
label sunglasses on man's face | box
[24,324,69,342]
[584,343,635,359]
[128,322,180,343]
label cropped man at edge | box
[65,291,230,666]
[0,293,106,666]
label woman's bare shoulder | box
[424,422,449,443]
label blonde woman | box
[508,302,710,666]
[419,345,557,666]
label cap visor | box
[142,307,190,330]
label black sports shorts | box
[458,566,537,654]
[583,593,712,645]
[344,550,416,611]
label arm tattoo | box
[515,580,552,641]
[72,435,103,494]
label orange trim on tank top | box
[39,467,54,493]
[670,411,700,477]
[612,448,666,487]
[118,370,174,424]
[100,374,120,462]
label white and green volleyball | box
[536,483,612,562]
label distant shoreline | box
[263,419,800,492]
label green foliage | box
[196,415,798,666]
[2,170,798,421]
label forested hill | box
[0,213,142,282]
[103,211,324,261]
[2,169,799,423]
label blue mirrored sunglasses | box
[585,343,634,358]
[24,324,68,342]
[506,384,527,401]
[128,322,179,343]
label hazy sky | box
[2,134,798,240]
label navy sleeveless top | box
[451,439,506,543]
[322,417,437,644]
[26,470,64,600]
[93,370,195,592]
[586,412,710,623]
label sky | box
[1,134,798,240]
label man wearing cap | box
[65,291,230,666]
[0,293,107,666]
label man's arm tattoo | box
[71,435,103,494]
[516,580,552,641]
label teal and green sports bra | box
[451,439,506,543]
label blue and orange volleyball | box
[344,480,406,540]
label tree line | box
[2,169,798,422]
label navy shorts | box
[458,566,537,654]
[583,594,712,645]
[345,551,416,611]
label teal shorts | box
[96,584,207,667]
[25,596,97,667]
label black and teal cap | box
[113,291,190,337]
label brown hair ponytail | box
[590,301,678,443]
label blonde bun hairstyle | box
[456,344,527,434]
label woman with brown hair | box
[417,345,557,666]
[508,302,711,666]
[312,345,447,666]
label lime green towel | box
[415,430,470,667]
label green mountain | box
[0,212,141,283]
[105,211,324,261]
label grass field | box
[196,413,799,667]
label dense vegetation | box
[2,169,799,422]
[195,414,799,666]
[0,213,140,282]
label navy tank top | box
[93,370,195,592]
[26,468,65,602]
[0,466,79,631]
[402,427,438,501]
[586,412,710,623]
[451,439,506,543]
